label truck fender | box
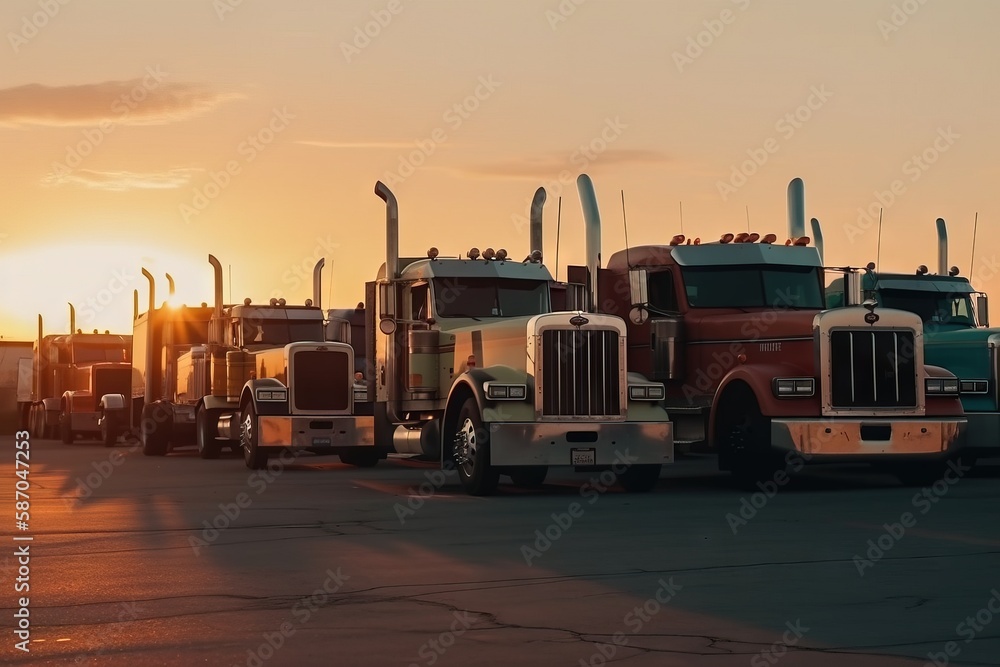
[41,397,61,413]
[239,377,289,416]
[924,364,957,378]
[99,393,127,412]
[441,370,496,463]
[922,365,965,415]
[709,363,810,438]
[60,390,92,414]
[201,394,238,412]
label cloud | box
[40,168,204,191]
[459,149,671,180]
[296,139,433,149]
[0,76,242,127]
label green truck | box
[820,215,996,464]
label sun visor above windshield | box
[671,243,822,268]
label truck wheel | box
[101,412,120,448]
[453,398,499,496]
[140,403,171,456]
[716,386,776,490]
[617,464,662,493]
[60,412,74,444]
[241,402,268,470]
[509,466,548,488]
[339,450,380,467]
[196,407,223,459]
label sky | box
[1,0,999,340]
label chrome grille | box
[830,330,917,408]
[541,329,621,417]
[292,350,350,411]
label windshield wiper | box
[444,313,482,321]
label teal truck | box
[818,215,996,463]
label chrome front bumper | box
[487,421,673,467]
[257,415,375,450]
[771,417,967,457]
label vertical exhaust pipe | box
[787,178,806,240]
[141,268,156,402]
[312,258,325,309]
[35,315,43,399]
[530,187,546,259]
[576,174,602,312]
[207,255,224,346]
[936,218,948,275]
[68,303,76,334]
[810,217,825,264]
[375,181,399,280]
[208,255,224,315]
[133,290,139,321]
[166,273,175,298]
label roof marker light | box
[735,232,749,243]
[760,233,777,244]
[720,233,734,244]
[483,247,496,260]
[949,265,960,276]
[917,265,928,275]
[669,234,685,246]
[496,248,508,260]
[427,247,439,259]
[467,247,481,260]
[748,232,760,243]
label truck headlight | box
[484,382,527,400]
[773,378,815,397]
[959,379,989,394]
[925,378,959,395]
[628,384,665,400]
[255,388,288,402]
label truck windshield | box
[243,319,325,345]
[682,265,825,309]
[875,289,977,327]
[72,344,130,364]
[433,278,550,318]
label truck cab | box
[366,182,673,495]
[572,175,967,487]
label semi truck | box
[134,257,377,469]
[364,181,673,495]
[569,175,967,486]
[21,306,133,446]
[820,216,996,464]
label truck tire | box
[715,385,776,490]
[60,411,74,444]
[140,403,171,456]
[196,407,223,459]
[101,412,120,448]
[617,464,662,493]
[509,466,548,488]
[240,402,268,470]
[339,450,380,467]
[453,398,499,496]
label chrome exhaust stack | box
[576,174,602,312]
[133,290,139,321]
[375,181,399,280]
[530,187,546,260]
[787,178,806,240]
[312,258,325,309]
[936,218,948,275]
[810,217,825,264]
[141,268,156,402]
[68,303,76,334]
[166,273,175,298]
[208,255,224,315]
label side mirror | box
[977,294,989,327]
[629,268,648,306]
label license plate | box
[571,448,596,465]
[312,437,332,446]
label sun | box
[0,242,215,341]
